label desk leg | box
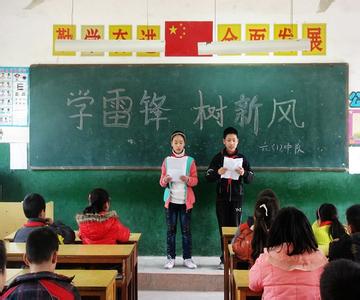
[223,236,230,300]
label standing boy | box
[2,227,81,299]
[206,127,254,268]
[14,193,75,244]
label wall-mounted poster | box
[349,109,360,145]
[0,67,29,126]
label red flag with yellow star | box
[165,21,213,56]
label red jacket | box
[76,210,130,244]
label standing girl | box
[160,130,198,269]
[249,207,328,300]
[312,203,347,256]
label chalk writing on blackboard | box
[267,99,304,128]
[67,90,94,130]
[258,141,305,155]
[103,88,132,128]
[234,94,262,136]
[140,90,171,130]
[193,90,227,130]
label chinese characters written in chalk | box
[259,141,305,155]
[66,88,305,134]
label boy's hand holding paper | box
[221,157,243,180]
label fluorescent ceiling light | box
[55,39,165,52]
[198,39,311,55]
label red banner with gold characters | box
[165,21,213,56]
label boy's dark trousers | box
[165,202,192,259]
[216,197,243,263]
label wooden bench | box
[222,226,238,300]
[5,243,135,300]
[5,268,117,300]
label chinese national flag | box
[165,21,213,56]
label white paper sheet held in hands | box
[221,157,243,180]
[167,157,187,182]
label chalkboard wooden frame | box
[29,63,348,171]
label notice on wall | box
[0,67,29,126]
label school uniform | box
[206,148,254,262]
[2,271,81,300]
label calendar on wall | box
[0,67,29,126]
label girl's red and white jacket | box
[76,210,130,244]
[160,153,198,210]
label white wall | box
[1,0,359,170]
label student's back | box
[249,207,328,300]
[2,227,80,300]
[76,188,130,244]
[14,193,75,244]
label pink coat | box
[249,243,328,300]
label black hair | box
[23,193,46,218]
[0,240,6,274]
[170,130,186,142]
[320,259,360,300]
[317,203,347,239]
[26,227,59,264]
[83,188,110,214]
[346,204,360,233]
[251,189,280,261]
[267,207,318,256]
[223,127,238,139]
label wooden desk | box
[6,243,135,300]
[5,268,117,300]
[222,226,238,300]
[233,270,262,300]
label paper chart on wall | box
[167,157,187,182]
[221,157,243,180]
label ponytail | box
[83,188,109,215]
[318,203,346,240]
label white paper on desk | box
[167,157,187,182]
[221,157,243,180]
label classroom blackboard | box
[29,64,348,169]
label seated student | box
[329,204,360,262]
[76,188,130,244]
[0,240,6,293]
[249,207,328,300]
[14,193,75,244]
[320,259,360,300]
[2,227,81,299]
[312,203,347,256]
[232,189,280,269]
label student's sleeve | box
[187,160,198,187]
[249,254,265,292]
[205,154,220,182]
[242,156,254,184]
[115,219,130,242]
[159,159,168,188]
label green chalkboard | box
[30,64,348,169]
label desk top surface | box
[233,269,249,288]
[222,227,238,236]
[6,268,117,288]
[6,243,135,257]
